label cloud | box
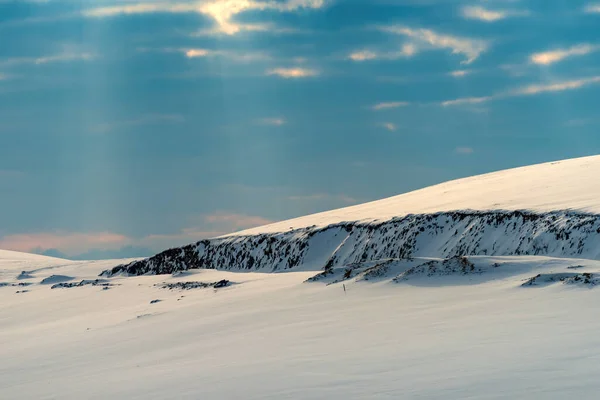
[461,5,528,22]
[584,3,600,13]
[381,122,397,131]
[185,48,211,58]
[348,50,378,61]
[0,232,129,255]
[92,114,185,133]
[83,0,325,35]
[185,48,270,62]
[371,101,409,110]
[266,67,318,78]
[0,52,95,67]
[513,76,600,95]
[530,44,599,65]
[441,96,492,107]
[37,246,154,261]
[455,147,474,155]
[347,44,417,62]
[139,47,271,63]
[381,26,488,64]
[449,69,471,78]
[257,117,286,126]
[191,23,304,36]
[442,75,600,106]
[1,212,273,257]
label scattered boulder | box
[157,280,231,290]
[51,279,117,289]
[522,272,599,287]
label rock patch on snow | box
[156,280,231,290]
[51,279,117,289]
[522,272,599,287]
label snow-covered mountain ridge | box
[102,209,600,276]
[102,155,600,277]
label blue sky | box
[1,0,600,259]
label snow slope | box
[104,155,600,277]
[4,252,600,399]
[235,155,600,235]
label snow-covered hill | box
[234,154,600,235]
[103,155,600,277]
[7,156,600,399]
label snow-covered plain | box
[4,250,600,399]
[5,156,600,399]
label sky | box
[1,0,600,259]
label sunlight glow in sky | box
[1,0,599,258]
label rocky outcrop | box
[100,210,600,277]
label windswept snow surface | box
[234,155,600,235]
[4,253,600,399]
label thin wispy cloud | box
[138,47,270,63]
[530,44,599,65]
[442,96,492,107]
[0,52,95,67]
[92,114,185,133]
[348,50,377,61]
[584,3,600,13]
[266,67,318,78]
[192,22,303,36]
[371,101,409,110]
[0,210,274,255]
[514,76,600,95]
[0,231,129,255]
[186,48,270,62]
[185,48,210,58]
[449,69,471,78]
[381,26,488,64]
[348,44,417,62]
[257,117,286,126]
[461,5,528,22]
[83,0,325,35]
[455,147,474,155]
[381,122,397,131]
[442,75,600,106]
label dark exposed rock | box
[156,279,231,290]
[51,279,117,289]
[522,272,599,287]
[1,282,33,288]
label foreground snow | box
[4,251,600,399]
